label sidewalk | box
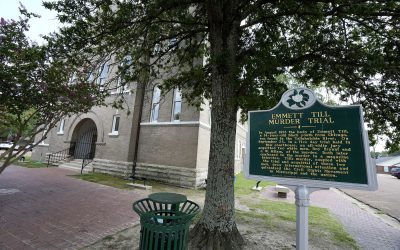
[343,174,400,222]
[0,166,147,249]
[262,187,400,250]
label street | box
[343,174,400,221]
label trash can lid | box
[149,192,187,204]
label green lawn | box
[234,172,275,195]
[240,199,358,247]
[71,172,133,189]
[12,156,47,168]
[72,173,205,197]
[72,171,359,249]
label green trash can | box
[133,198,200,250]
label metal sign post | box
[287,185,325,250]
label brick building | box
[31,60,247,188]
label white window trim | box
[109,115,120,136]
[97,62,109,86]
[111,80,132,95]
[87,72,94,83]
[40,125,49,145]
[68,72,77,85]
[57,119,65,135]
[150,86,161,123]
[111,64,134,95]
[154,44,161,54]
[171,88,182,122]
[110,89,131,95]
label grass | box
[12,156,47,168]
[71,172,133,189]
[72,171,359,249]
[71,173,205,198]
[73,172,271,198]
[102,235,114,241]
[234,172,275,195]
[235,206,359,249]
[234,195,358,249]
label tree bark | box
[190,0,244,249]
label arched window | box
[150,86,161,122]
[172,88,182,121]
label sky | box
[0,0,60,44]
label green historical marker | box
[245,87,378,250]
[245,87,378,190]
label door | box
[74,129,97,159]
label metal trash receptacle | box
[133,198,200,250]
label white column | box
[295,185,310,250]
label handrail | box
[47,142,76,167]
[81,151,94,174]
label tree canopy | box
[45,0,400,149]
[0,8,103,173]
[44,0,400,248]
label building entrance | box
[71,119,97,159]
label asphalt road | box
[343,174,400,221]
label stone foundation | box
[135,163,207,188]
[92,158,133,177]
[91,159,207,188]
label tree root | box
[189,223,245,250]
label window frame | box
[116,76,130,94]
[110,115,120,135]
[171,88,182,122]
[40,125,49,145]
[57,119,65,135]
[97,62,109,87]
[150,85,161,122]
[115,56,132,94]
[87,71,94,83]
[69,72,77,85]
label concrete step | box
[59,159,93,173]
[47,158,71,167]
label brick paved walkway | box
[263,187,400,250]
[343,174,400,221]
[0,166,147,250]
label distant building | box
[375,156,400,173]
[31,60,247,188]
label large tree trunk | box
[190,0,244,249]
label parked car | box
[390,167,400,179]
[27,143,34,151]
[0,141,19,151]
